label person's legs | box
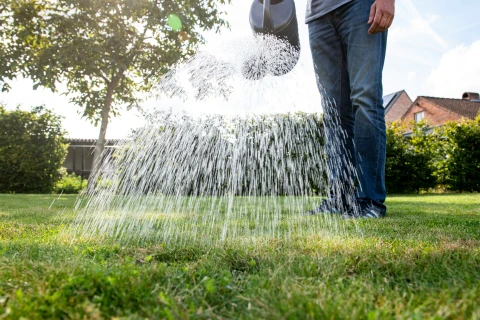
[308,12,358,212]
[334,0,388,212]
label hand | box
[368,0,395,34]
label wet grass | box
[0,193,479,319]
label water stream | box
[65,35,360,246]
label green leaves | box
[386,121,438,193]
[386,118,480,193]
[0,0,231,123]
[53,173,87,194]
[203,277,216,293]
[0,0,231,172]
[441,116,480,192]
[0,105,68,193]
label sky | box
[1,0,479,139]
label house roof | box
[383,90,409,113]
[417,96,480,120]
[67,138,97,144]
[67,138,127,146]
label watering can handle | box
[263,0,274,31]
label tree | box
[0,105,68,193]
[0,0,230,175]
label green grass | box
[0,194,479,319]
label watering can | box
[243,0,300,80]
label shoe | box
[342,200,386,219]
[305,198,340,215]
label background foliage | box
[0,105,67,193]
[385,121,436,193]
[442,117,480,192]
[100,115,480,196]
[1,107,478,194]
[0,0,231,172]
[115,113,327,196]
[386,117,480,193]
[54,172,87,194]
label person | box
[306,0,395,218]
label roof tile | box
[420,96,480,120]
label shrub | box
[385,121,410,193]
[0,106,68,193]
[443,116,480,192]
[405,121,437,192]
[429,125,453,189]
[54,172,87,194]
[386,117,480,193]
[115,113,327,196]
[385,121,436,193]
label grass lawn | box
[0,193,479,319]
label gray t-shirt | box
[305,0,353,23]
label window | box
[414,111,424,123]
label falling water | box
[64,35,361,246]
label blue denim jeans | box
[308,0,387,211]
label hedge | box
[100,113,480,196]
[386,116,480,193]
[2,105,477,195]
[442,117,480,192]
[0,106,68,193]
[105,113,329,196]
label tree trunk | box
[91,83,115,183]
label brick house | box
[401,92,480,127]
[383,90,413,123]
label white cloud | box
[407,72,416,81]
[425,40,480,98]
[394,0,448,49]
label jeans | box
[308,0,387,210]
